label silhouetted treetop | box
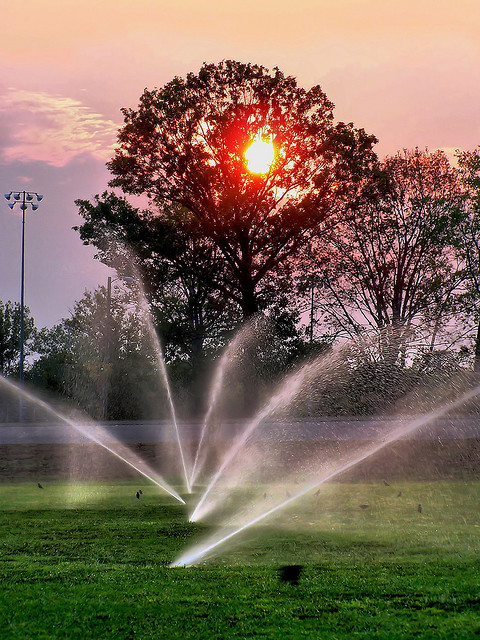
[108,60,378,316]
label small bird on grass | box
[37,483,43,489]
[359,504,369,510]
[279,565,303,586]
[396,491,402,498]
[383,480,390,486]
[417,503,422,514]
[314,489,321,497]
[136,491,141,499]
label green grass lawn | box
[1,480,479,639]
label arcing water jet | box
[130,268,192,493]
[172,381,480,565]
[0,375,185,504]
[189,315,268,486]
[190,347,347,521]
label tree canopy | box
[455,147,480,369]
[308,149,466,359]
[31,286,168,420]
[108,60,378,316]
[75,191,241,364]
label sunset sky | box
[1,0,479,328]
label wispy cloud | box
[0,89,119,166]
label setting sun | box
[244,134,275,174]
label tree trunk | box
[240,283,259,319]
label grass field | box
[1,480,479,639]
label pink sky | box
[1,0,479,327]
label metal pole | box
[102,276,112,420]
[19,191,26,388]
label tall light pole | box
[4,191,43,390]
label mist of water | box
[0,375,185,504]
[132,276,191,493]
[189,315,268,486]
[172,381,480,566]
[104,240,191,493]
[190,347,346,521]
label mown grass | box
[1,480,479,639]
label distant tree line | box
[2,61,480,420]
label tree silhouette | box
[311,149,465,361]
[75,191,241,364]
[108,60,377,317]
[456,147,480,369]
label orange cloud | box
[0,89,119,166]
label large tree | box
[309,149,465,360]
[455,147,480,369]
[108,60,377,317]
[31,287,164,420]
[75,191,240,366]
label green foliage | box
[29,324,75,395]
[28,283,319,420]
[30,287,164,420]
[454,147,480,368]
[0,301,36,376]
[75,192,241,365]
